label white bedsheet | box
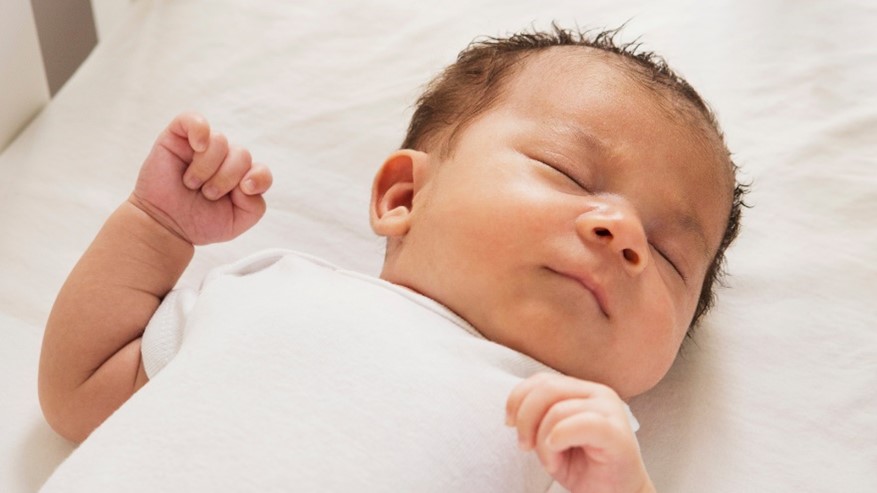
[1,0,875,491]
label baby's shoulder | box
[202,249,338,284]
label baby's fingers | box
[152,112,210,163]
[184,132,229,190]
[530,398,593,474]
[229,186,267,237]
[162,112,210,157]
[201,146,252,200]
[506,373,554,427]
[534,411,613,477]
[171,112,210,153]
[508,374,611,450]
[240,163,273,195]
[544,411,628,464]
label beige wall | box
[0,0,135,153]
[0,0,51,152]
[31,0,98,96]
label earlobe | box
[369,150,430,238]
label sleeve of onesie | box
[140,249,293,379]
[140,287,198,379]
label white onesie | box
[40,250,637,492]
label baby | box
[39,26,744,492]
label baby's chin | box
[533,340,674,401]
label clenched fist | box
[129,112,273,245]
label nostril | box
[622,248,639,265]
[594,227,612,238]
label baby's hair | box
[402,23,748,331]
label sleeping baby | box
[38,26,745,492]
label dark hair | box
[402,23,749,330]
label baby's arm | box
[39,113,271,443]
[506,373,656,493]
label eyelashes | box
[652,244,686,282]
[537,158,590,192]
[536,155,688,283]
[560,169,590,192]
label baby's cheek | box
[639,279,685,347]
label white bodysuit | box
[41,250,637,492]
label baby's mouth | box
[547,267,610,318]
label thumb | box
[229,186,267,236]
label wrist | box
[125,194,194,246]
[115,200,195,264]
[62,200,194,301]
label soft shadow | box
[629,325,727,492]
[14,417,75,492]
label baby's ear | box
[369,150,430,238]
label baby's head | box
[369,26,746,399]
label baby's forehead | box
[507,47,683,116]
[509,47,633,89]
[501,48,707,141]
[506,47,731,181]
[492,48,733,243]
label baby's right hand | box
[129,113,272,245]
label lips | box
[550,267,610,318]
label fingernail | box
[185,176,202,190]
[203,185,218,199]
[242,178,255,194]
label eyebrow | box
[551,122,613,159]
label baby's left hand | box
[506,373,655,493]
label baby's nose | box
[576,202,649,276]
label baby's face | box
[378,49,732,399]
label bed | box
[1,0,875,491]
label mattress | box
[0,0,875,491]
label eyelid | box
[652,243,686,282]
[531,152,687,283]
[536,158,589,191]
